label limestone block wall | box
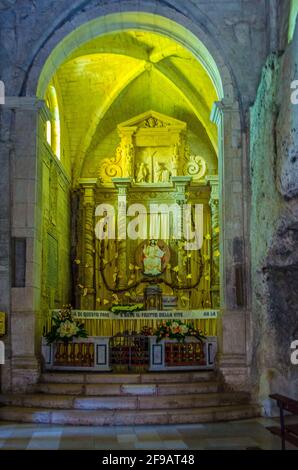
[250,19,298,414]
[39,144,71,343]
[0,108,12,392]
[0,0,269,107]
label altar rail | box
[41,336,217,372]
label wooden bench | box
[267,394,298,449]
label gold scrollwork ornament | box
[184,155,207,181]
[98,145,123,183]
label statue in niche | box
[136,162,149,183]
[172,143,180,177]
[155,162,171,183]
[143,240,165,276]
[125,143,134,177]
[135,240,171,276]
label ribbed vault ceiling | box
[49,30,218,177]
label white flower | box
[172,322,179,329]
[181,324,189,334]
[57,320,79,338]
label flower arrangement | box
[140,326,154,336]
[154,320,206,343]
[110,303,144,316]
[44,305,88,344]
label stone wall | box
[250,16,298,414]
[0,106,12,391]
[38,144,71,344]
[0,0,269,103]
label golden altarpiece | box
[73,111,219,337]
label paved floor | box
[0,417,297,450]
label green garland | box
[110,303,144,316]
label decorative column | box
[79,179,97,310]
[172,177,192,307]
[112,178,132,290]
[207,176,220,308]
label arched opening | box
[36,15,223,344]
[8,11,249,394]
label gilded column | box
[80,179,97,310]
[172,177,191,307]
[112,178,132,291]
[208,176,220,308]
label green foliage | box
[110,304,144,316]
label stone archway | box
[4,7,250,393]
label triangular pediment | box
[118,110,186,130]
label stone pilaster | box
[211,101,250,390]
[3,96,51,391]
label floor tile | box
[0,417,295,450]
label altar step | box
[36,380,220,396]
[0,405,260,426]
[0,371,260,425]
[40,371,216,384]
[0,391,250,410]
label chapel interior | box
[40,29,220,338]
[0,0,298,441]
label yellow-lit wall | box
[39,145,72,330]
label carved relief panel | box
[97,111,208,185]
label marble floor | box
[0,417,297,450]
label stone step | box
[0,392,250,410]
[0,404,260,425]
[40,371,215,384]
[36,381,219,396]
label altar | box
[46,308,218,338]
[73,110,220,319]
[42,309,218,372]
[42,110,221,372]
